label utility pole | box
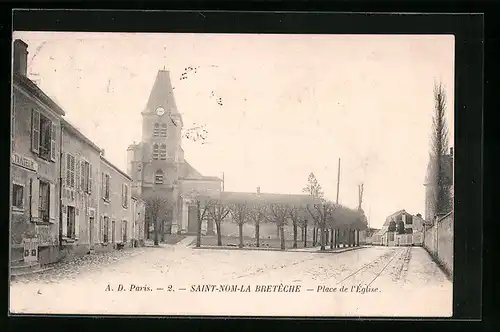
[222,172,225,192]
[336,158,341,204]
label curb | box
[192,245,367,253]
[10,266,54,281]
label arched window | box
[155,169,163,184]
[152,143,159,160]
[153,123,160,137]
[160,123,167,137]
[159,144,167,160]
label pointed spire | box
[144,70,181,119]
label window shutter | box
[62,206,68,237]
[75,210,80,240]
[76,158,81,191]
[31,110,40,154]
[88,163,93,193]
[30,178,40,221]
[122,183,125,207]
[66,154,71,187]
[82,160,86,191]
[50,122,57,162]
[100,216,104,242]
[101,172,105,199]
[125,185,128,208]
[70,155,75,188]
[108,219,112,242]
[49,182,56,222]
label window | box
[155,170,163,184]
[12,183,24,210]
[153,123,160,136]
[66,154,76,188]
[160,123,167,137]
[32,110,56,162]
[152,143,159,160]
[102,172,110,201]
[159,144,167,160]
[66,206,76,238]
[122,183,129,208]
[405,228,413,234]
[122,221,127,242]
[103,216,109,243]
[405,215,413,225]
[39,180,50,222]
[80,160,93,193]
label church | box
[126,69,223,235]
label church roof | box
[179,160,222,182]
[220,191,317,206]
[143,70,180,116]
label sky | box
[12,32,454,228]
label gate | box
[23,238,39,263]
[187,206,198,233]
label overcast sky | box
[13,32,454,228]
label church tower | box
[127,69,184,232]
[127,69,222,235]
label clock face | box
[156,107,165,116]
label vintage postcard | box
[10,31,454,317]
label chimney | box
[13,39,29,77]
[256,186,260,195]
[450,147,453,156]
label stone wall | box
[424,212,454,277]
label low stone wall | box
[423,212,454,277]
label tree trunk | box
[293,222,298,248]
[280,224,285,250]
[160,220,165,242]
[313,226,316,245]
[277,224,280,240]
[216,222,222,246]
[238,223,243,248]
[196,202,202,248]
[154,218,159,246]
[304,224,308,247]
[320,223,325,251]
[301,226,304,241]
[255,222,260,247]
[330,228,334,249]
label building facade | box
[98,156,135,250]
[127,69,222,235]
[11,39,65,265]
[60,118,102,255]
[11,39,147,267]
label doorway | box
[89,217,94,249]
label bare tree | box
[307,200,336,251]
[144,196,169,246]
[208,200,231,246]
[267,203,290,250]
[229,202,250,248]
[302,172,324,245]
[430,81,451,218]
[289,205,307,249]
[248,204,266,247]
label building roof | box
[13,72,66,116]
[179,160,222,182]
[220,191,318,206]
[100,156,132,181]
[142,70,181,119]
[424,152,454,185]
[61,118,102,153]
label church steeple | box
[143,69,181,122]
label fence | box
[423,212,454,277]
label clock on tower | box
[156,107,165,116]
